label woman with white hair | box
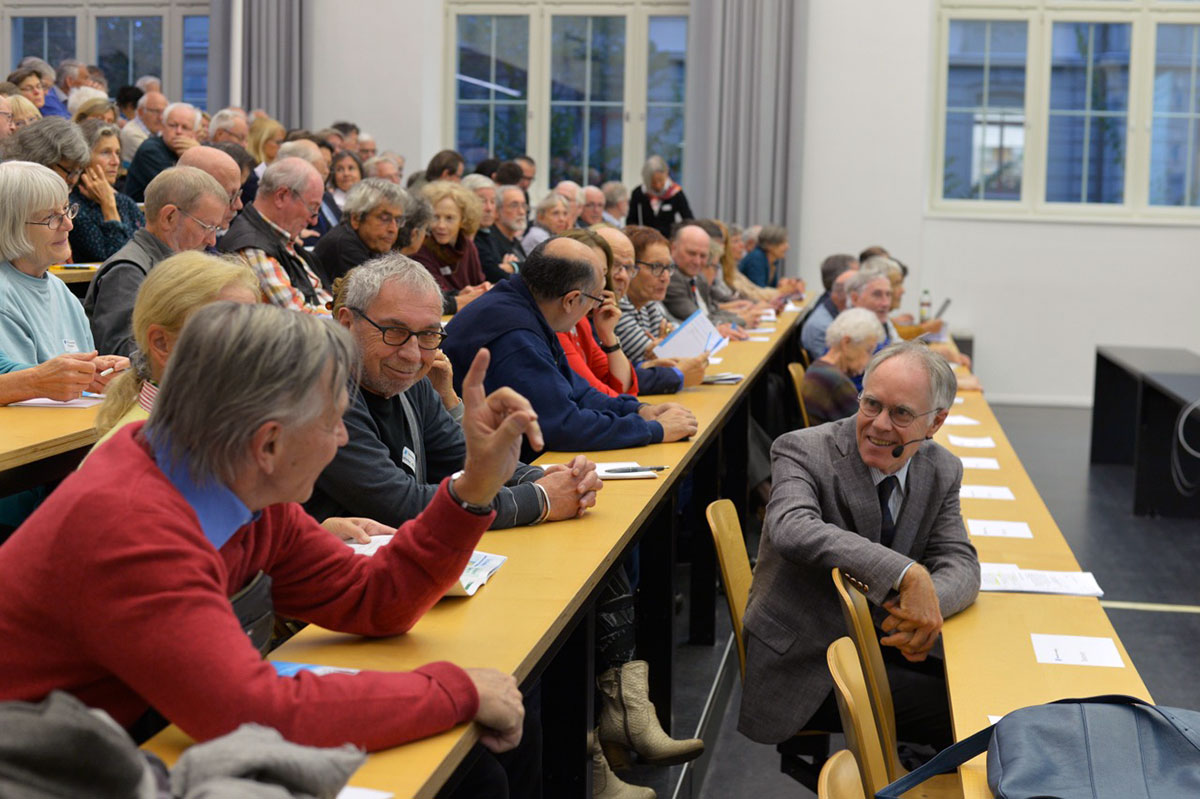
[626,154,694,236]
[802,307,882,426]
[520,191,570,253]
[0,160,127,373]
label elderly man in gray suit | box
[739,340,980,751]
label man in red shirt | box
[0,302,539,794]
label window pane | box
[454,14,529,169]
[647,105,684,178]
[551,16,588,102]
[648,16,687,178]
[550,105,585,184]
[1149,116,1191,205]
[11,17,76,70]
[97,16,163,90]
[943,20,1026,201]
[590,17,625,103]
[1046,22,1129,204]
[182,16,209,110]
[550,16,626,186]
[589,107,623,184]
[1150,24,1200,205]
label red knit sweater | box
[558,317,639,398]
[0,422,493,751]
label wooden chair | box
[705,499,829,789]
[830,572,962,798]
[827,636,894,794]
[818,749,865,799]
[786,362,812,428]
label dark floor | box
[669,404,1200,799]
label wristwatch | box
[600,341,622,354]
[448,470,493,515]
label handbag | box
[876,695,1200,799]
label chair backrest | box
[706,499,752,679]
[831,568,902,781]
[827,636,891,794]
[818,749,866,799]
[787,362,812,428]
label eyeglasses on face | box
[177,207,226,237]
[562,289,604,308]
[857,393,937,428]
[289,188,321,216]
[635,260,674,277]
[612,260,637,276]
[26,203,79,232]
[52,162,85,185]
[350,307,447,350]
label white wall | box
[796,0,1200,405]
[302,0,445,172]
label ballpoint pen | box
[605,466,668,473]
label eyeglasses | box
[568,290,605,308]
[52,162,85,185]
[369,211,402,227]
[857,394,937,428]
[635,260,674,277]
[612,260,637,276]
[178,208,226,238]
[26,203,79,232]
[0,111,11,123]
[225,189,241,209]
[350,308,447,350]
[289,189,321,217]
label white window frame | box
[444,0,688,199]
[931,0,1200,225]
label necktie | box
[877,475,899,548]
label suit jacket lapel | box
[832,419,880,541]
[891,446,932,556]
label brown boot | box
[591,729,656,799]
[597,660,704,769]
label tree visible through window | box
[455,14,530,170]
[10,17,76,70]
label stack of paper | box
[346,538,506,597]
[10,395,103,408]
[980,562,1104,596]
[702,372,744,384]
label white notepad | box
[967,519,1033,538]
[960,485,1015,500]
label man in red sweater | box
[0,302,539,793]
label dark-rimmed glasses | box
[350,307,447,350]
[635,260,674,277]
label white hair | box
[164,102,201,132]
[135,75,161,92]
[275,140,323,169]
[461,173,496,192]
[67,86,108,115]
[825,308,884,349]
[342,178,408,220]
[846,269,890,299]
[0,161,69,262]
[335,252,442,312]
[860,255,900,280]
[260,156,321,196]
[864,341,958,412]
[208,108,245,137]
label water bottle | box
[919,289,932,323]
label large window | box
[96,16,163,90]
[181,15,209,108]
[449,3,688,191]
[10,16,76,69]
[934,1,1200,219]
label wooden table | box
[0,405,100,495]
[146,312,805,797]
[48,264,99,299]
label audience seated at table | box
[475,183,527,281]
[709,218,779,305]
[413,180,489,312]
[740,341,980,754]
[119,91,166,165]
[311,179,406,286]
[462,174,513,283]
[1,116,89,194]
[738,224,804,298]
[220,156,332,314]
[694,218,774,318]
[0,350,105,405]
[68,119,145,262]
[627,155,693,236]
[800,253,859,362]
[444,236,698,462]
[328,149,362,212]
[86,166,230,356]
[521,191,570,253]
[125,102,203,202]
[803,307,881,427]
[662,222,749,337]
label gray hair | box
[145,302,359,486]
[825,308,884,349]
[362,155,400,178]
[209,108,244,137]
[77,118,121,150]
[1,116,89,168]
[163,102,200,132]
[601,180,628,208]
[0,161,69,261]
[860,255,901,280]
[846,268,890,299]
[397,192,433,249]
[342,177,408,220]
[535,192,569,219]
[66,86,108,116]
[819,253,857,291]
[863,340,957,412]
[641,155,668,186]
[18,57,54,83]
[461,173,496,193]
[337,252,441,312]
[757,224,787,248]
[143,166,229,221]
[260,156,320,195]
[56,59,86,89]
[135,75,160,92]
[743,224,761,247]
[359,132,376,144]
[554,179,583,204]
[276,140,323,169]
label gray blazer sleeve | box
[662,273,700,323]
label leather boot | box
[597,660,704,769]
[591,729,656,799]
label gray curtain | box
[206,0,304,126]
[206,0,233,112]
[683,0,808,250]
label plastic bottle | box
[919,289,932,323]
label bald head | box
[137,91,168,134]
[595,225,633,266]
[523,235,605,332]
[178,146,242,224]
[671,224,711,277]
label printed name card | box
[948,434,996,448]
[944,414,981,426]
[960,485,1016,500]
[960,457,1000,470]
[966,519,1033,538]
[1030,634,1124,668]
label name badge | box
[440,266,452,276]
[402,446,417,471]
[63,339,79,353]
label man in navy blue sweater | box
[444,237,698,462]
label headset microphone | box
[891,437,929,458]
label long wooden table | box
[0,405,100,495]
[145,310,805,797]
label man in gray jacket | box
[738,341,979,750]
[306,253,602,529]
[84,166,229,356]
[661,223,750,338]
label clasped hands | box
[879,563,943,663]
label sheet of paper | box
[980,563,1103,597]
[967,519,1033,539]
[987,715,1004,725]
[745,327,776,334]
[445,551,507,597]
[654,309,729,359]
[954,397,964,404]
[961,484,1015,500]
[273,661,360,677]
[707,356,723,364]
[960,456,1000,470]
[702,372,744,384]
[948,434,996,449]
[595,462,661,480]
[745,335,771,342]
[347,535,392,556]
[9,395,103,408]
[1030,633,1124,668]
[337,788,394,799]
[783,301,803,312]
[758,309,777,322]
[944,414,980,426]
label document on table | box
[784,300,804,312]
[273,661,360,677]
[745,335,771,342]
[980,562,1104,596]
[337,789,393,799]
[758,308,778,322]
[1030,633,1124,668]
[944,414,980,426]
[960,456,1000,470]
[347,538,506,597]
[595,461,662,479]
[702,372,744,384]
[654,309,729,359]
[9,395,103,408]
[953,397,964,404]
[948,434,996,448]
[960,484,1015,500]
[745,327,776,334]
[967,519,1033,538]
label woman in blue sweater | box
[738,224,791,288]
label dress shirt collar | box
[869,459,911,496]
[152,440,256,551]
[137,380,159,414]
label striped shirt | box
[615,298,669,362]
